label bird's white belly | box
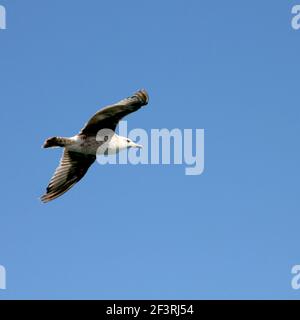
[66,135,125,156]
[65,136,99,155]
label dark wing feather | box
[41,150,95,203]
[79,89,149,135]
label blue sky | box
[0,0,300,299]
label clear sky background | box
[0,0,299,299]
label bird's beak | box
[131,142,143,149]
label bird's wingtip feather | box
[134,89,149,105]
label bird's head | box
[122,137,143,149]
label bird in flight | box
[41,89,149,203]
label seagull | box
[41,89,149,203]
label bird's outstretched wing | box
[79,89,149,135]
[41,150,96,203]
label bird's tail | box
[43,137,65,148]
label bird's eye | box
[127,139,130,143]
